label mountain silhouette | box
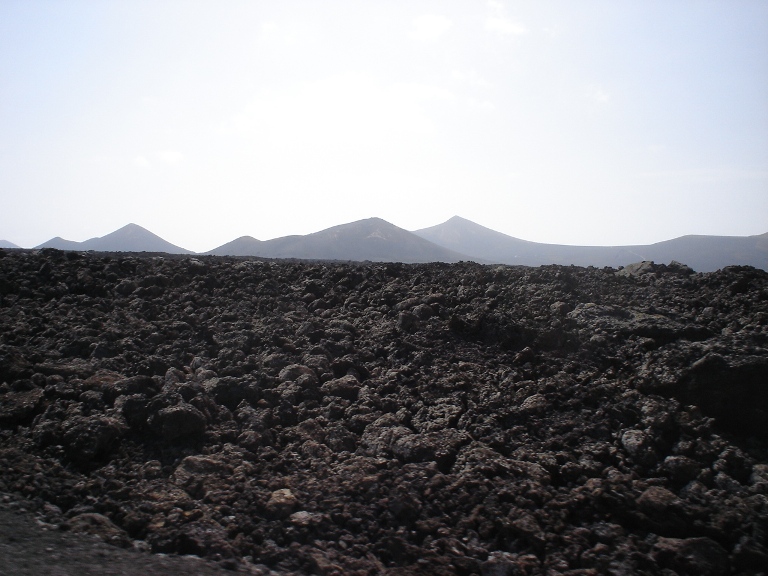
[414,216,767,272]
[36,223,193,254]
[16,217,767,271]
[638,232,768,272]
[207,218,471,263]
[35,237,83,251]
[0,239,20,249]
[206,235,264,257]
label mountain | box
[36,223,193,254]
[35,237,86,251]
[414,216,651,268]
[24,217,768,270]
[0,239,20,249]
[638,232,768,272]
[207,218,473,263]
[414,216,768,272]
[206,236,264,257]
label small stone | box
[266,488,298,518]
[278,364,317,383]
[0,388,44,425]
[637,486,679,514]
[397,311,419,333]
[616,261,656,277]
[513,347,535,364]
[151,402,206,439]
[520,393,547,413]
[320,375,360,400]
[621,430,657,465]
[412,303,434,320]
[481,551,518,576]
[663,455,701,484]
[289,510,322,527]
[62,415,127,462]
[509,512,545,550]
[67,513,131,547]
[172,455,232,487]
[550,301,571,315]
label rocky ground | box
[0,248,766,575]
[0,491,238,576]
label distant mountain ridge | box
[35,223,193,254]
[13,217,767,272]
[205,218,470,263]
[0,239,20,249]
[413,216,768,272]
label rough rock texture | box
[0,249,767,575]
[0,493,247,575]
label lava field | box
[0,248,767,575]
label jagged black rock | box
[1,249,766,575]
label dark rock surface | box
[0,248,767,575]
[0,492,251,575]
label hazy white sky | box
[1,1,767,252]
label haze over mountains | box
[6,217,766,272]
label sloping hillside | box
[415,216,767,271]
[208,218,473,262]
[37,224,193,254]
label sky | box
[1,0,767,253]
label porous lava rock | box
[0,249,767,574]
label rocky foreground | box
[0,249,766,575]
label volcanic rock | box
[266,489,298,519]
[0,250,766,574]
[149,402,207,439]
[653,536,730,575]
[67,512,132,547]
[0,387,43,425]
